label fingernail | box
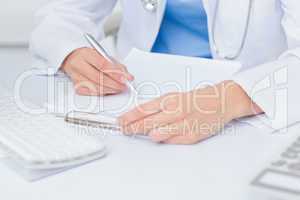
[128,74,135,81]
[149,132,162,143]
[121,72,134,81]
[120,76,133,85]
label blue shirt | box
[152,0,211,58]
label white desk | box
[0,47,288,200]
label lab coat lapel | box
[157,0,167,24]
[144,0,166,51]
[202,0,251,60]
[202,0,218,58]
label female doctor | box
[31,0,300,144]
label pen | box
[84,33,137,95]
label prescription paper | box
[46,48,242,117]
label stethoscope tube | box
[211,0,254,60]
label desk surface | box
[0,48,287,200]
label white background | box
[0,0,121,46]
[0,0,48,45]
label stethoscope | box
[141,0,158,12]
[141,0,254,60]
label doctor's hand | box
[118,81,263,145]
[61,48,134,96]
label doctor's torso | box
[117,0,287,68]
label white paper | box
[47,48,242,117]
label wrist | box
[224,81,263,120]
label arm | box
[232,0,300,129]
[30,0,135,96]
[29,0,118,72]
[117,0,300,144]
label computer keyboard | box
[251,123,300,200]
[0,94,106,170]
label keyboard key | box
[0,94,106,170]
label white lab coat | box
[30,0,300,129]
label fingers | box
[61,47,134,96]
[119,92,186,131]
[108,61,135,82]
[75,85,118,96]
[163,133,213,145]
[163,136,199,145]
[86,49,134,82]
[148,120,186,143]
[118,97,163,126]
[148,119,212,144]
[119,93,181,124]
[69,70,120,96]
[122,108,186,135]
[73,61,126,91]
